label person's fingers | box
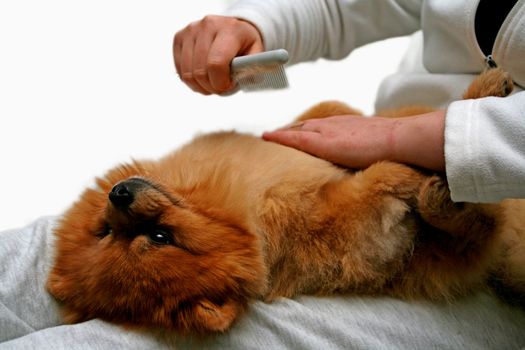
[192,32,216,93]
[275,119,323,133]
[244,38,264,55]
[174,20,212,95]
[262,129,327,158]
[173,31,183,76]
[284,121,306,130]
[206,23,263,93]
[180,36,210,95]
[206,32,246,93]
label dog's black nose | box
[109,178,151,208]
[109,183,134,207]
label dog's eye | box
[148,229,173,245]
[96,223,112,238]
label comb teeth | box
[233,65,289,91]
[230,49,290,92]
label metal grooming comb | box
[231,49,289,92]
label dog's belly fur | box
[157,132,499,301]
[188,133,417,298]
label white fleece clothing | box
[225,0,525,203]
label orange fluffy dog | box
[47,68,524,334]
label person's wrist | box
[390,110,446,172]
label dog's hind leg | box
[489,200,525,308]
[390,176,503,300]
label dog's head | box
[47,162,266,333]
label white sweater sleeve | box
[224,0,422,64]
[445,91,525,203]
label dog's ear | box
[185,298,243,333]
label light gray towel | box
[1,217,524,349]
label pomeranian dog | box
[47,67,524,333]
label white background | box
[0,1,409,231]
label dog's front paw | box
[417,176,498,239]
[417,176,456,217]
[463,67,514,99]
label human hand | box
[173,15,264,95]
[262,111,446,171]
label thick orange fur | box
[47,67,524,333]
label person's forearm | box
[390,110,446,172]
